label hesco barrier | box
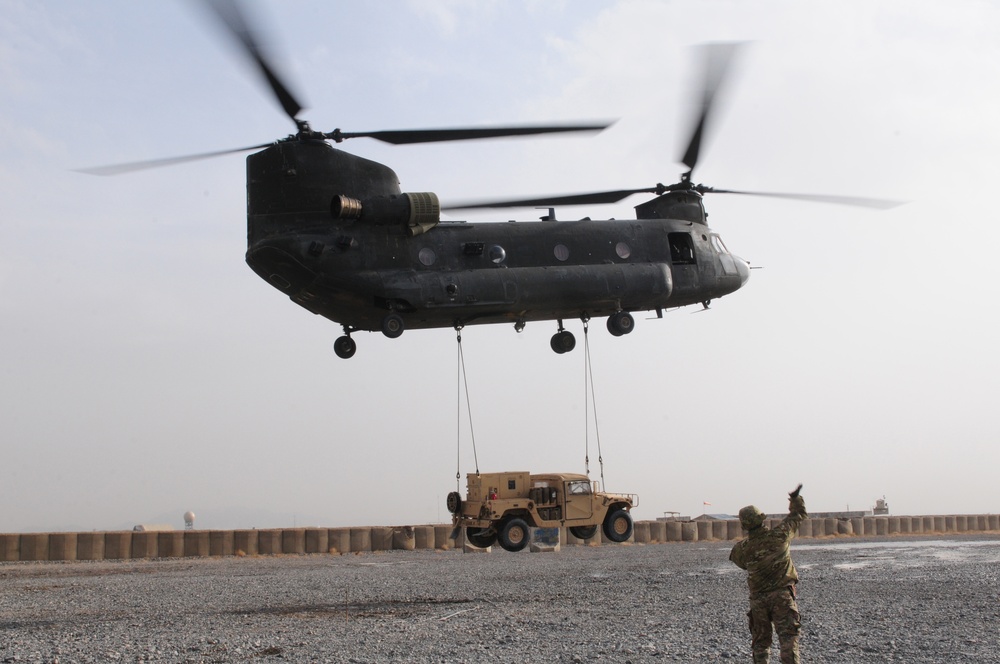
[1,515,998,562]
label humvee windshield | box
[567,480,591,495]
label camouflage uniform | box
[729,494,807,664]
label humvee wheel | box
[603,508,634,543]
[569,524,598,540]
[498,518,530,552]
[446,491,463,515]
[466,527,498,549]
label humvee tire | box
[446,491,462,515]
[603,508,634,542]
[569,525,598,540]
[466,527,498,549]
[498,518,530,552]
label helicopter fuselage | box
[244,140,749,352]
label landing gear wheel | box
[569,525,598,541]
[550,330,576,354]
[381,313,404,339]
[498,518,530,552]
[446,491,463,515]
[466,527,498,549]
[603,508,634,543]
[607,312,635,337]
[333,335,357,359]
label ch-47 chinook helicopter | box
[84,3,900,359]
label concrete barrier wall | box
[49,533,77,561]
[371,527,393,552]
[328,528,350,554]
[20,534,48,562]
[78,532,105,561]
[351,528,373,553]
[304,528,328,554]
[132,531,158,558]
[234,530,258,556]
[105,532,132,560]
[281,529,306,555]
[634,521,650,544]
[257,530,281,555]
[649,521,666,543]
[158,532,184,558]
[2,514,997,562]
[210,530,235,557]
[0,534,19,561]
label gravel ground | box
[1,534,998,663]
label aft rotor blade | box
[680,42,743,174]
[202,0,304,124]
[708,188,906,209]
[75,143,273,176]
[332,122,613,145]
[444,187,658,210]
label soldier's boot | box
[751,648,770,664]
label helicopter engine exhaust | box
[331,192,440,236]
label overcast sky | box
[2,0,998,533]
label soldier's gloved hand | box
[789,494,805,512]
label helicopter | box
[84,2,900,359]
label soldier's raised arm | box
[780,484,807,534]
[788,483,806,515]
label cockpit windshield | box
[711,234,730,255]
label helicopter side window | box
[418,247,436,266]
[668,232,696,265]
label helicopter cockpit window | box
[567,480,591,495]
[710,235,730,255]
[554,244,570,261]
[668,232,696,265]
[418,247,436,266]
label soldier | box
[729,485,807,664]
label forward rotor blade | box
[444,187,657,210]
[202,0,304,124]
[707,188,906,209]
[75,143,273,176]
[680,42,743,174]
[333,122,613,145]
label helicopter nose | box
[734,256,751,287]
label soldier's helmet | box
[739,505,765,530]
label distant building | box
[132,524,174,532]
[656,512,691,522]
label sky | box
[2,0,999,533]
